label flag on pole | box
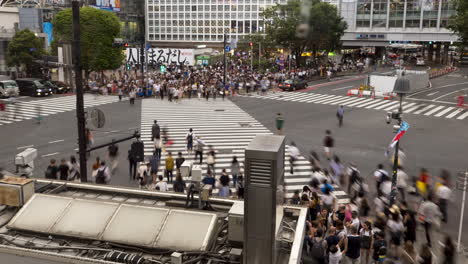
[385,121,409,155]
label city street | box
[0,72,467,251]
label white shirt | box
[396,169,408,188]
[329,249,342,264]
[436,185,452,200]
[374,169,388,182]
[321,193,335,206]
[380,181,392,196]
[289,146,300,159]
[155,181,168,192]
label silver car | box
[0,80,20,98]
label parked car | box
[0,80,20,98]
[16,78,52,97]
[278,79,308,91]
[50,81,71,94]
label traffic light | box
[249,42,253,47]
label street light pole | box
[223,33,226,87]
[389,94,403,205]
[72,1,87,182]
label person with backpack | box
[44,159,58,179]
[372,232,387,263]
[374,164,388,197]
[342,226,362,263]
[95,161,111,184]
[306,229,327,263]
[186,128,195,154]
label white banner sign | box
[126,48,195,66]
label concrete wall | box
[0,7,19,31]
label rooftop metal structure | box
[0,177,307,264]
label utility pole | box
[140,43,145,91]
[223,33,226,87]
[389,94,403,205]
[457,171,468,253]
[72,1,87,182]
[258,42,261,71]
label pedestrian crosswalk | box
[0,95,124,125]
[241,92,468,120]
[140,99,348,202]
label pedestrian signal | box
[160,65,166,73]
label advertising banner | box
[126,48,195,66]
[92,0,121,12]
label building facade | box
[338,0,457,47]
[145,0,288,48]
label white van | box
[0,80,20,98]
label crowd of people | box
[289,130,456,263]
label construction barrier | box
[429,66,457,79]
[347,88,396,100]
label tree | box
[53,7,124,79]
[6,29,45,76]
[262,0,346,66]
[449,0,468,47]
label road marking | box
[456,111,468,120]
[434,107,455,117]
[42,152,59,157]
[424,105,445,116]
[17,145,34,150]
[407,82,468,98]
[432,88,468,101]
[446,108,464,119]
[413,104,436,115]
[427,91,439,96]
[48,139,65,144]
[332,85,354,91]
[405,104,424,113]
[104,130,119,134]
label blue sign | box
[225,46,231,52]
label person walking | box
[165,152,174,183]
[128,149,137,180]
[236,174,244,199]
[44,159,58,179]
[288,142,300,175]
[186,128,195,154]
[371,232,387,263]
[173,173,186,193]
[149,151,160,183]
[418,194,442,247]
[436,180,452,223]
[58,159,69,181]
[129,89,136,105]
[323,130,334,160]
[68,156,80,182]
[152,120,161,141]
[194,137,205,164]
[154,175,168,191]
[374,164,388,197]
[218,169,230,198]
[336,105,344,127]
[154,135,163,160]
[359,221,373,264]
[441,235,455,264]
[95,161,111,184]
[175,152,185,175]
[107,140,119,173]
[207,146,216,173]
[396,166,408,201]
[230,156,241,187]
[342,226,361,264]
[275,113,284,135]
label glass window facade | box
[349,0,455,29]
[146,0,274,43]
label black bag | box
[96,167,106,184]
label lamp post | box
[388,77,410,205]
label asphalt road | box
[232,80,468,247]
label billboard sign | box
[126,48,195,66]
[92,0,121,12]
